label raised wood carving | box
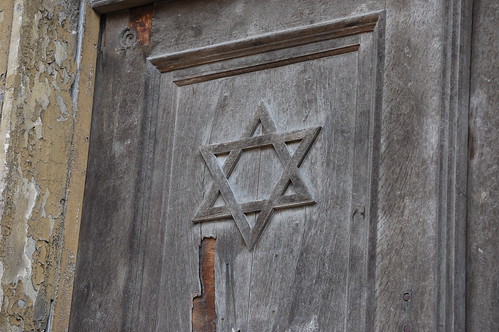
[193,101,321,250]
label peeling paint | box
[0,262,4,308]
[56,95,69,121]
[22,237,36,302]
[0,0,95,330]
[24,180,39,221]
[54,41,68,67]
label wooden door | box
[70,0,471,331]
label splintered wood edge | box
[147,11,381,73]
[192,238,217,332]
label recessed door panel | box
[147,15,381,331]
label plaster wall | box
[0,0,14,116]
[0,0,98,330]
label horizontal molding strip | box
[173,44,359,86]
[148,11,381,73]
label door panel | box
[145,12,382,331]
[72,0,467,331]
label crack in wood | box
[192,238,217,332]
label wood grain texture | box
[192,238,217,332]
[193,194,315,223]
[437,0,473,330]
[466,0,499,330]
[148,12,378,73]
[194,103,321,249]
[376,1,444,329]
[178,47,362,87]
[71,5,383,330]
[146,18,382,328]
[70,0,480,330]
[150,0,384,56]
[69,7,159,331]
[195,56,364,330]
[373,0,471,330]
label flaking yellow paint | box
[0,0,99,330]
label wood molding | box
[171,44,360,86]
[148,12,380,73]
[437,0,473,330]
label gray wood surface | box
[147,13,378,73]
[144,9,381,330]
[69,0,483,330]
[69,7,160,331]
[467,0,499,330]
[438,0,473,330]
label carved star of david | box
[193,101,321,250]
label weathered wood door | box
[70,0,472,331]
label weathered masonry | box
[0,0,497,331]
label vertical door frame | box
[437,0,473,330]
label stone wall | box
[0,0,98,330]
